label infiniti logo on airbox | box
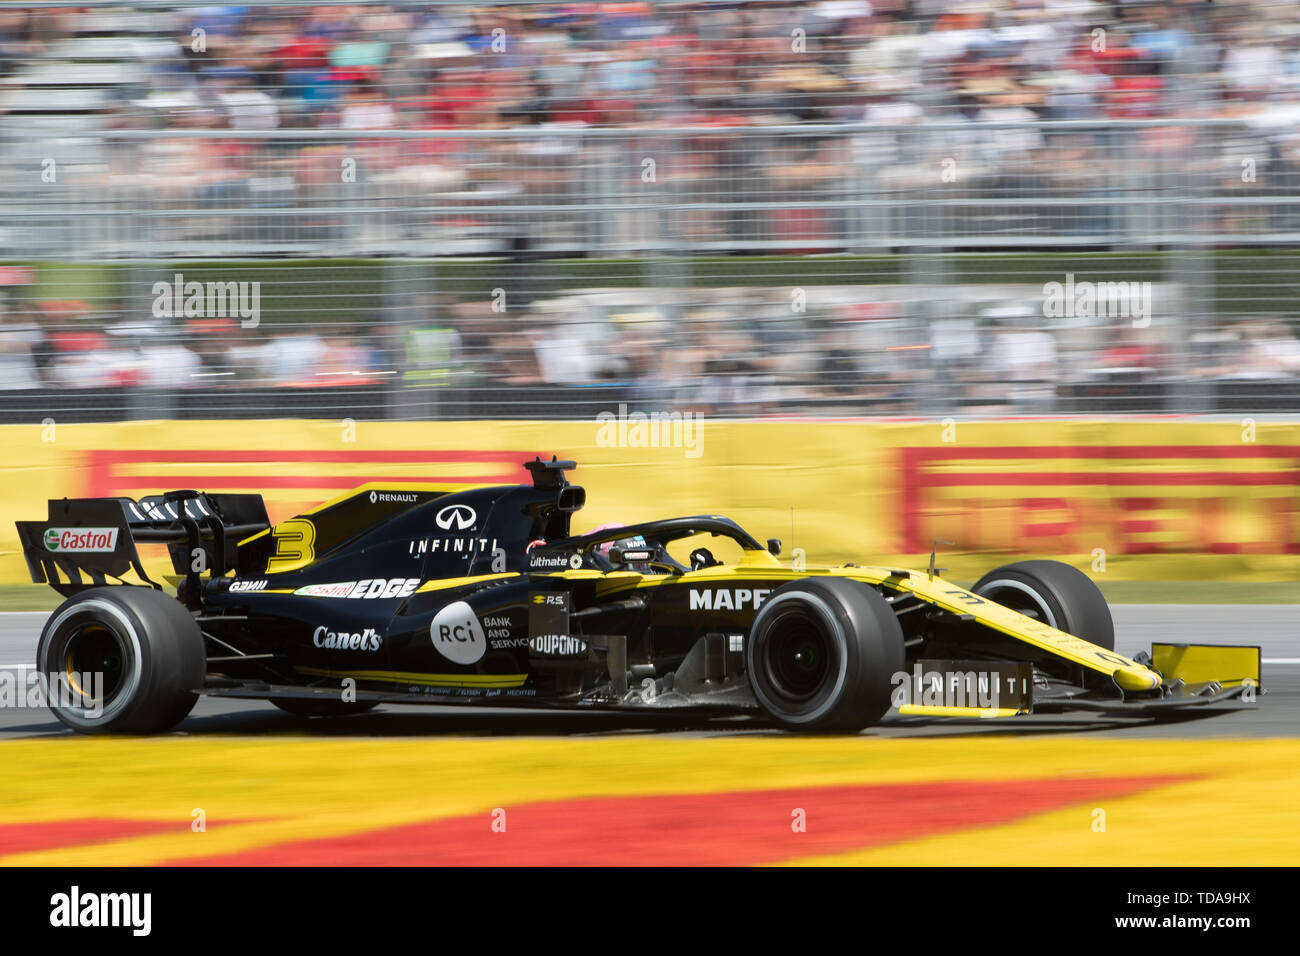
[435,504,477,531]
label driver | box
[584,523,655,573]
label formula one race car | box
[17,458,1261,734]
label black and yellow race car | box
[16,458,1260,733]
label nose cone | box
[1114,664,1163,692]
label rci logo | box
[430,601,486,664]
[435,504,477,531]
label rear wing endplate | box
[16,492,269,598]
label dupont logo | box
[44,527,119,553]
[529,634,587,657]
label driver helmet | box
[585,523,625,558]
[585,523,652,571]
[611,533,651,570]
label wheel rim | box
[62,623,127,704]
[42,598,144,724]
[976,579,1058,629]
[762,608,834,704]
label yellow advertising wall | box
[1,418,1298,585]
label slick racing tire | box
[37,587,205,734]
[271,698,379,718]
[746,578,904,733]
[972,559,1114,651]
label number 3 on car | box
[267,518,316,574]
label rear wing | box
[15,491,270,600]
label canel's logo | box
[313,625,381,652]
[435,504,477,531]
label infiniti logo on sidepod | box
[435,504,477,531]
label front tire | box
[746,578,904,732]
[37,587,205,734]
[971,559,1114,651]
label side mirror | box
[766,538,782,556]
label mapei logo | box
[313,625,382,652]
[44,527,118,553]
[689,588,772,611]
[430,601,486,664]
[435,504,477,531]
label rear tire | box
[271,698,379,718]
[971,560,1114,651]
[746,578,904,732]
[37,587,205,734]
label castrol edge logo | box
[294,578,419,599]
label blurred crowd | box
[5,1,1300,131]
[6,2,1300,256]
[5,2,1300,414]
[5,282,1300,415]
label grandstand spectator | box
[0,302,43,390]
[337,79,398,129]
[988,307,1058,412]
[1241,318,1300,376]
[212,69,280,130]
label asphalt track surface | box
[0,605,1293,739]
